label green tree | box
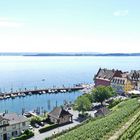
[92,86,116,105]
[74,95,92,114]
[30,116,42,125]
[83,93,93,103]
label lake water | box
[0,56,140,114]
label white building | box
[0,113,29,140]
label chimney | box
[3,113,5,116]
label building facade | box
[94,68,123,87]
[0,113,29,140]
[111,77,134,94]
[48,107,73,125]
[129,70,140,90]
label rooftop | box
[48,107,72,119]
[0,113,28,125]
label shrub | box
[108,99,122,108]
[39,122,72,133]
[11,130,34,140]
[39,124,58,133]
[30,116,42,125]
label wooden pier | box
[0,86,84,100]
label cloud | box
[0,17,24,28]
[113,10,128,17]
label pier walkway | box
[0,85,84,100]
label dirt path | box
[108,110,140,140]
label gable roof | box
[48,107,72,119]
[0,113,9,122]
[2,113,28,125]
[129,70,140,81]
[95,68,116,81]
[0,115,4,122]
[95,68,123,81]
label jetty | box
[0,85,85,100]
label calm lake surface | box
[0,56,140,114]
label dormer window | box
[3,121,6,125]
[3,127,6,131]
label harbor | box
[0,84,86,100]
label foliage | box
[56,99,140,140]
[74,95,92,114]
[39,122,72,133]
[108,99,122,109]
[39,124,57,133]
[83,93,93,103]
[11,130,34,140]
[92,86,116,105]
[130,94,140,98]
[30,116,42,125]
[119,111,140,140]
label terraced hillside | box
[119,110,140,140]
[55,99,140,140]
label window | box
[22,122,25,126]
[3,127,6,131]
[12,125,16,129]
[12,131,18,136]
[3,121,6,125]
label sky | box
[0,0,140,53]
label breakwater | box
[0,85,84,100]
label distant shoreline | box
[0,53,140,57]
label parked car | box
[34,123,40,128]
[39,121,44,126]
[68,107,71,110]
[29,125,33,130]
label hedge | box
[39,122,72,133]
[11,130,34,140]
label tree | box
[83,93,93,103]
[74,95,92,114]
[92,86,116,105]
[30,116,42,125]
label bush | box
[39,122,72,133]
[108,99,122,108]
[39,124,58,133]
[30,116,42,125]
[131,94,139,98]
[11,130,34,140]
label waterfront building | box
[0,113,29,140]
[48,107,73,124]
[111,77,134,94]
[129,70,140,90]
[94,68,123,87]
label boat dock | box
[0,85,84,100]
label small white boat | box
[21,93,26,97]
[28,92,32,95]
[11,94,16,99]
[42,91,46,94]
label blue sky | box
[0,0,139,53]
